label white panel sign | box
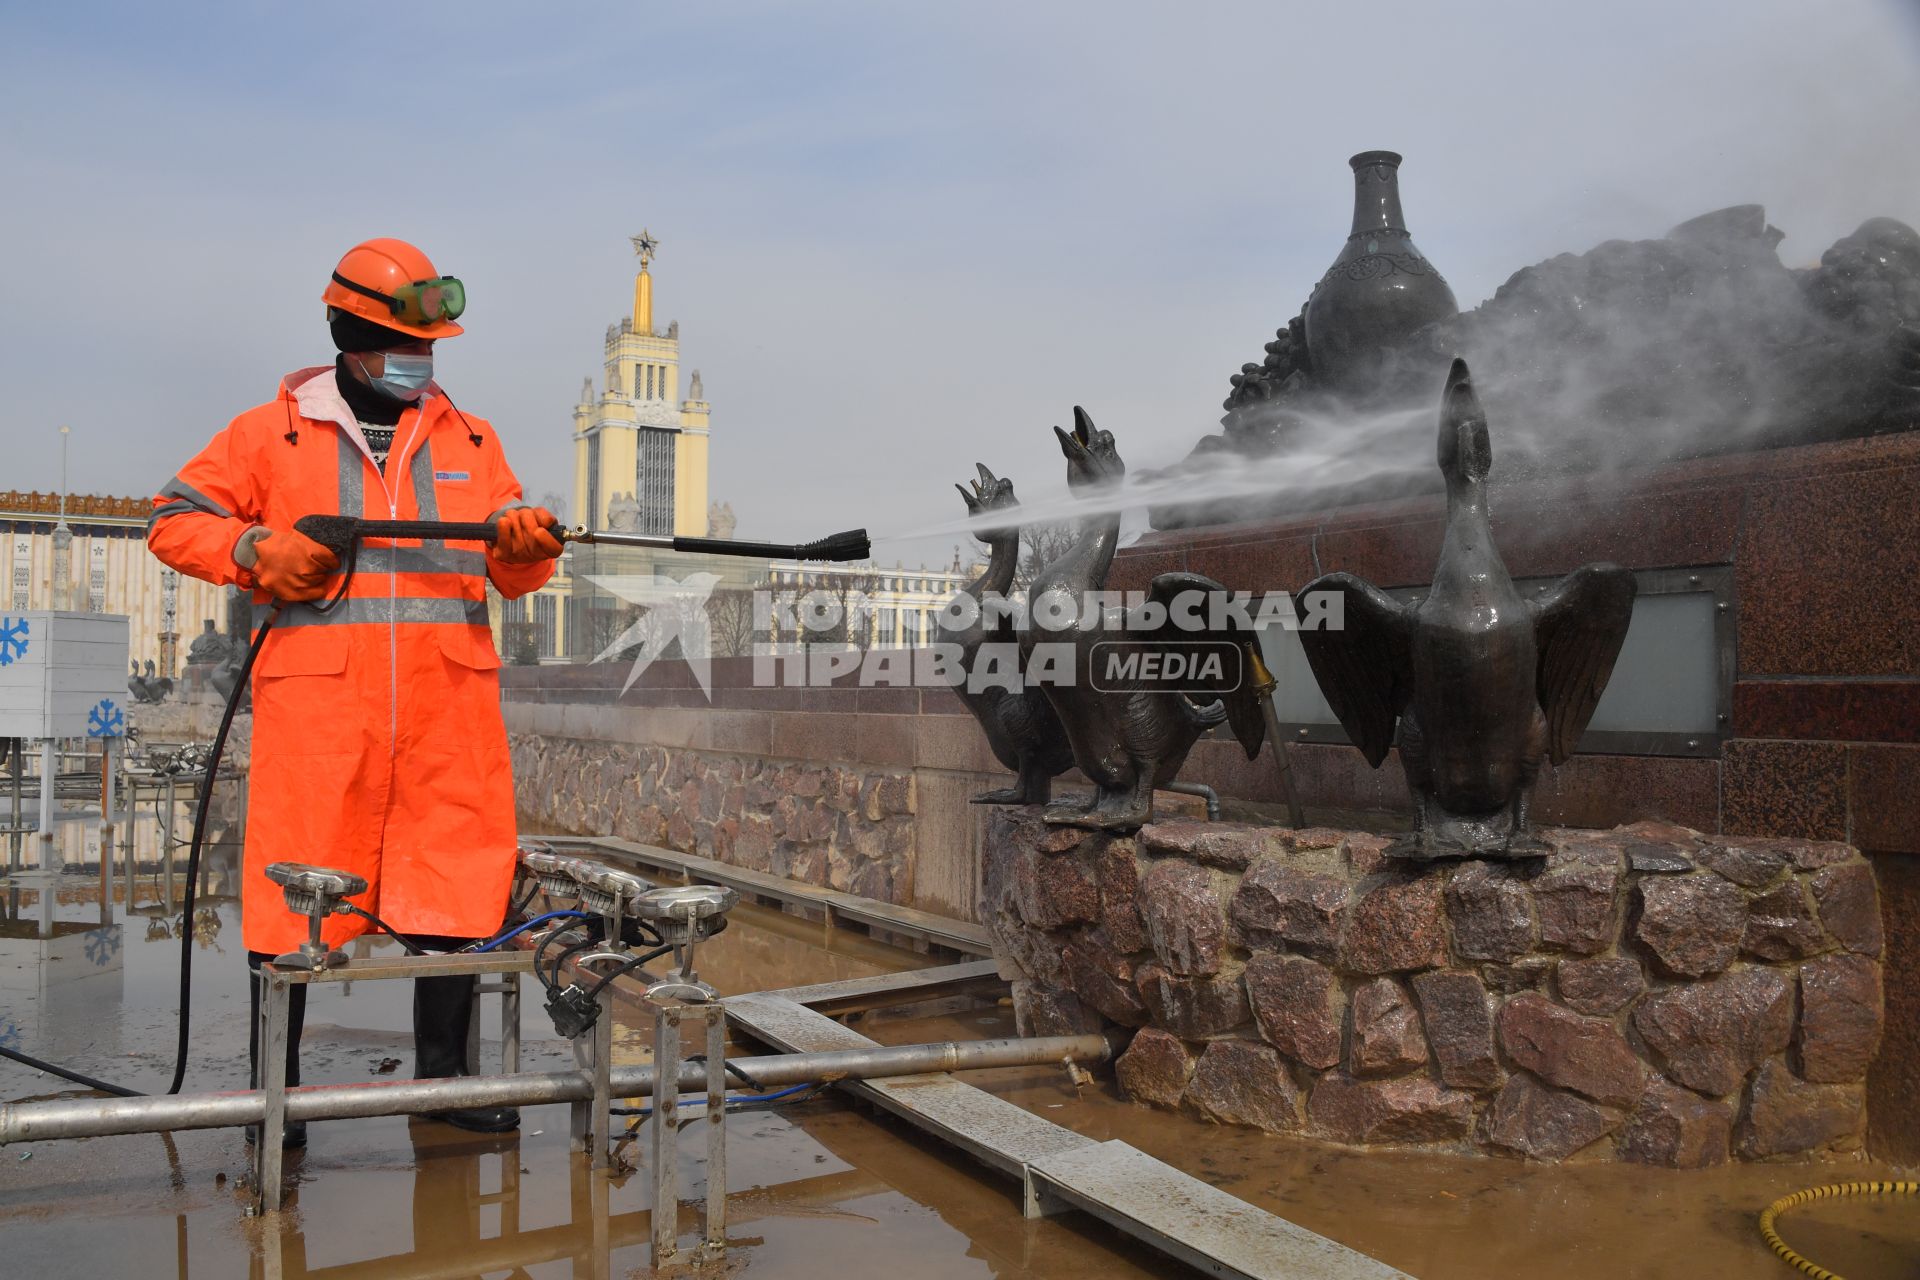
[0,610,130,739]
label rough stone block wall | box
[509,734,916,906]
[985,809,1883,1164]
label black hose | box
[338,904,430,956]
[0,1044,143,1098]
[583,944,674,999]
[685,1054,767,1090]
[164,606,279,1096]
[543,935,599,994]
[505,877,540,920]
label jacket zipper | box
[386,404,426,761]
[297,374,430,768]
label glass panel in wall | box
[533,593,558,658]
[635,427,677,535]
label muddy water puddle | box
[3,869,1917,1279]
[871,1009,1920,1280]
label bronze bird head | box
[1436,357,1492,485]
[1055,406,1125,491]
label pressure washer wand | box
[294,515,870,563]
[565,526,872,562]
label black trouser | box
[246,935,485,1087]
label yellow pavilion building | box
[571,231,711,537]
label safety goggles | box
[331,272,467,326]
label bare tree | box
[705,585,761,658]
[579,600,642,659]
[817,570,882,652]
[1013,521,1079,594]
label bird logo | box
[584,572,723,699]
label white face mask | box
[349,350,433,402]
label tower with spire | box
[571,231,712,535]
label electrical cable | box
[685,1053,767,1091]
[542,933,591,989]
[611,1082,823,1119]
[543,935,600,994]
[468,910,591,954]
[531,928,573,992]
[504,878,541,920]
[337,904,430,956]
[727,1082,826,1111]
[582,945,675,999]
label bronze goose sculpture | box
[1297,358,1636,860]
[936,464,1075,804]
[1025,409,1266,831]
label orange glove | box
[491,507,563,565]
[251,528,339,601]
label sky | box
[3,0,1918,568]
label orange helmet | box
[322,237,465,339]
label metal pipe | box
[0,1032,1111,1144]
[36,740,55,867]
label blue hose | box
[620,1083,820,1118]
[471,910,592,953]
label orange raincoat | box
[148,368,552,954]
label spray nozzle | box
[792,529,872,562]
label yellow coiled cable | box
[1758,1180,1919,1280]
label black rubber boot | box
[415,973,519,1133]
[246,951,309,1149]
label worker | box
[147,238,562,1144]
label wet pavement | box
[2,858,1917,1279]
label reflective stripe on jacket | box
[148,367,553,953]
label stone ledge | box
[509,734,917,907]
[983,809,1881,1165]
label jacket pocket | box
[253,628,349,678]
[436,627,503,672]
[250,629,358,757]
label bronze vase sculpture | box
[1022,410,1267,831]
[1296,359,1636,860]
[935,465,1075,804]
[1303,150,1459,394]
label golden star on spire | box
[630,229,659,269]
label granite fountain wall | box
[984,809,1882,1165]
